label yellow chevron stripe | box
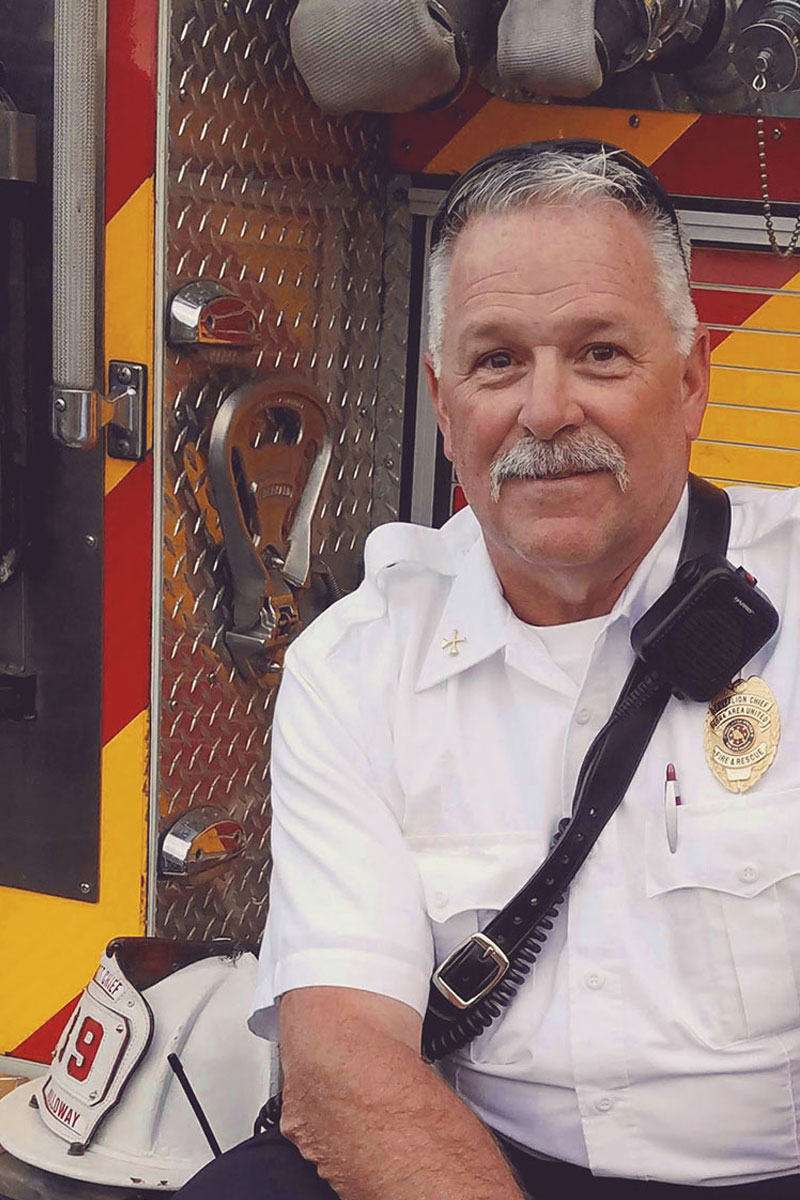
[711,331,800,374]
[0,712,148,1050]
[698,266,800,484]
[104,177,155,495]
[691,441,800,487]
[709,367,800,413]
[425,102,698,173]
[701,403,800,448]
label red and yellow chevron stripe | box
[1,0,157,1062]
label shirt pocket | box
[411,833,546,954]
[645,787,800,1047]
[410,833,547,1066]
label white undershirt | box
[518,612,610,688]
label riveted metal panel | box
[156,0,405,940]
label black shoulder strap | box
[678,473,730,563]
[422,476,731,1059]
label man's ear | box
[681,324,711,442]
[424,354,454,461]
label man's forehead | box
[439,203,668,357]
[452,198,649,255]
[447,202,655,294]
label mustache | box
[489,432,630,503]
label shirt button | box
[584,970,606,990]
[433,890,449,908]
[575,707,592,725]
[595,1096,614,1113]
[739,864,759,884]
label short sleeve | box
[249,634,434,1041]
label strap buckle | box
[432,932,510,1011]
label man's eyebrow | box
[564,315,639,340]
[454,313,636,353]
[455,319,520,350]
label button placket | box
[562,687,604,808]
[568,817,636,1173]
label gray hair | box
[427,148,697,376]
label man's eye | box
[480,351,513,370]
[587,344,620,363]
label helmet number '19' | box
[66,1016,105,1082]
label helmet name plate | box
[38,950,154,1150]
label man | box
[179,143,800,1197]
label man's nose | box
[517,353,585,441]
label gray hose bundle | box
[290,0,463,113]
[497,0,603,98]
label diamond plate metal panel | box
[156,0,403,942]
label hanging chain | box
[754,68,800,258]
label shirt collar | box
[415,524,510,691]
[414,484,690,692]
[606,483,689,631]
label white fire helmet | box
[0,938,273,1189]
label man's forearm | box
[280,996,526,1200]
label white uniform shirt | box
[251,483,800,1186]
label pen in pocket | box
[665,763,681,854]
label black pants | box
[175,1127,800,1199]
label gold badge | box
[704,675,780,793]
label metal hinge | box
[106,361,147,460]
[51,361,147,459]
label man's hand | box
[279,986,527,1200]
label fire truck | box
[0,0,799,1193]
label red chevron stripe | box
[102,456,153,746]
[105,0,158,222]
[653,115,800,202]
[390,81,492,171]
[9,995,80,1063]
[693,246,800,290]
